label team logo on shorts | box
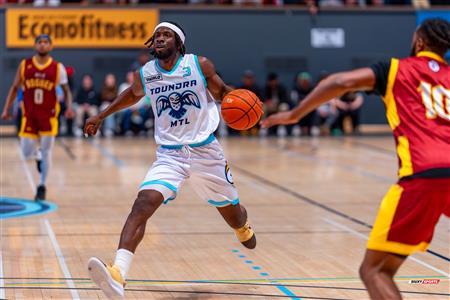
[156,90,201,120]
[225,161,234,184]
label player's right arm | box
[1,62,23,120]
[261,68,376,128]
[84,70,144,136]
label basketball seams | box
[221,107,249,125]
[229,93,259,117]
[221,89,263,129]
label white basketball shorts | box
[139,135,239,207]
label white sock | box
[114,249,134,279]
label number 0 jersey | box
[371,51,450,178]
[21,57,67,119]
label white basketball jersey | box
[140,54,220,146]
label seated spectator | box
[74,74,99,137]
[332,91,364,135]
[235,70,263,136]
[100,73,118,137]
[290,72,317,136]
[239,70,263,99]
[264,72,289,136]
[117,71,152,136]
[315,71,338,135]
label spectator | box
[315,72,338,135]
[239,70,263,99]
[263,72,289,136]
[99,73,118,137]
[74,74,99,137]
[290,72,317,136]
[333,91,364,134]
[117,71,152,136]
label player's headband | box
[35,34,52,44]
[153,22,185,44]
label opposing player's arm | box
[84,70,144,136]
[1,62,23,120]
[198,56,233,102]
[261,68,376,128]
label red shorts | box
[367,177,450,256]
[19,103,60,138]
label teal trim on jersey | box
[140,180,177,193]
[155,56,183,75]
[207,198,240,207]
[160,134,215,150]
[194,55,207,88]
[145,95,151,105]
[139,67,146,93]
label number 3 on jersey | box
[34,89,44,105]
[420,82,450,121]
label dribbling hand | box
[260,111,297,128]
[84,115,103,137]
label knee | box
[359,261,376,283]
[129,190,163,221]
[22,147,34,159]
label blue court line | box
[231,249,301,300]
[88,140,125,168]
[233,165,450,263]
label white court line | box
[1,139,5,298]
[324,218,450,278]
[16,143,80,300]
[0,250,5,299]
[43,219,80,300]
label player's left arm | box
[198,56,233,102]
[261,68,376,128]
[58,63,74,119]
[61,84,74,119]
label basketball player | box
[261,18,450,300]
[84,22,256,299]
[1,34,74,201]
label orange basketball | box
[221,89,264,130]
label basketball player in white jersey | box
[84,22,256,299]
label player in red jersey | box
[2,34,74,201]
[261,18,450,299]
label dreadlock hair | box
[416,18,450,57]
[144,22,186,57]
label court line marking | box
[16,143,80,300]
[231,249,301,300]
[323,218,450,278]
[43,219,80,300]
[232,164,450,263]
[0,140,4,300]
[0,250,4,300]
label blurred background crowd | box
[10,50,368,138]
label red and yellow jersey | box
[21,56,61,119]
[372,51,450,178]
